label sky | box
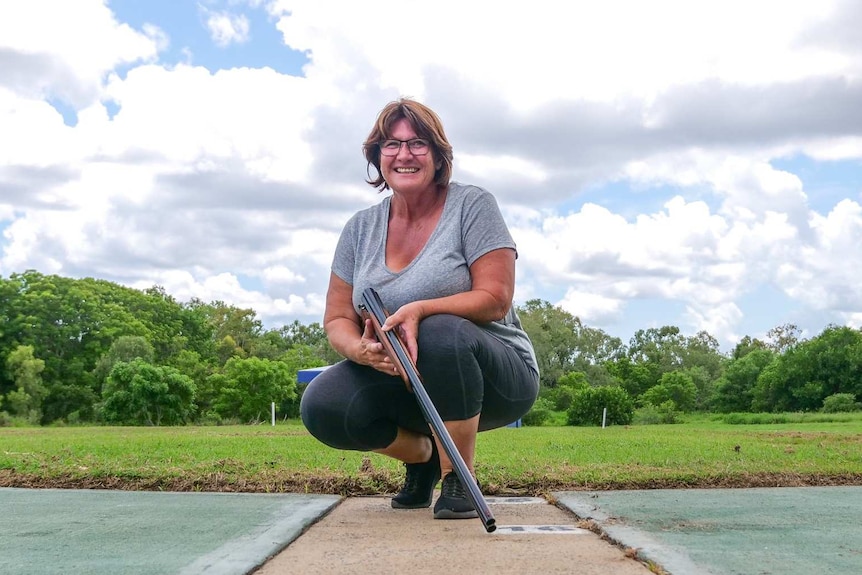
[1,0,861,352]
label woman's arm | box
[324,272,397,372]
[380,247,516,361]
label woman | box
[301,98,539,519]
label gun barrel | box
[360,288,496,533]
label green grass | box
[2,418,861,496]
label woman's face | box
[381,118,438,194]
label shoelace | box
[401,463,422,493]
[440,474,468,499]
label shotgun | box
[358,287,496,532]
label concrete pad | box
[255,496,653,575]
[0,488,340,575]
[555,486,862,575]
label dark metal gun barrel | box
[360,288,496,532]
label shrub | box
[633,400,680,425]
[548,386,577,411]
[522,397,553,426]
[547,372,590,411]
[567,386,634,426]
[642,372,697,412]
[102,359,197,426]
[821,393,861,413]
[716,412,856,424]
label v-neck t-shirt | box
[331,181,538,375]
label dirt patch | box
[2,468,860,495]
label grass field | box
[2,416,861,496]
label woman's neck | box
[390,185,446,222]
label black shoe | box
[391,440,440,509]
[433,472,479,519]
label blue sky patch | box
[108,0,308,76]
[562,179,720,221]
[735,283,802,340]
[773,155,862,214]
[236,273,265,294]
[609,298,688,345]
[47,97,78,127]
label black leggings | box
[300,314,539,451]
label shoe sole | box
[391,498,433,509]
[433,508,479,520]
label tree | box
[213,357,296,422]
[605,356,653,398]
[3,345,46,419]
[625,326,687,393]
[765,323,802,354]
[712,348,775,413]
[139,286,213,362]
[751,359,795,413]
[283,320,342,365]
[678,331,726,408]
[166,349,215,415]
[617,326,725,408]
[731,335,768,360]
[517,300,582,387]
[0,271,212,423]
[517,299,623,388]
[200,302,263,363]
[641,371,698,412]
[101,359,196,425]
[802,326,862,401]
[547,371,590,410]
[752,325,862,412]
[92,336,155,388]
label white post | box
[271,402,276,426]
[602,407,607,428]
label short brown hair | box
[362,98,454,191]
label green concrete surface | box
[4,486,859,575]
[0,488,340,575]
[555,486,862,575]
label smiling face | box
[363,98,454,192]
[381,118,439,195]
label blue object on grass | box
[297,366,330,383]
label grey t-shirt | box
[332,181,538,375]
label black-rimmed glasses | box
[378,138,430,156]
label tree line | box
[1,271,860,426]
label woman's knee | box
[299,364,399,451]
[418,314,478,359]
[299,380,333,442]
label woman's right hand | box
[358,318,399,375]
[323,273,396,375]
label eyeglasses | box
[378,138,430,156]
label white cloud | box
[0,0,159,107]
[130,269,325,324]
[204,11,251,47]
[778,199,862,312]
[97,64,316,182]
[685,302,745,342]
[457,154,549,188]
[269,0,847,107]
[559,288,625,325]
[2,0,862,347]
